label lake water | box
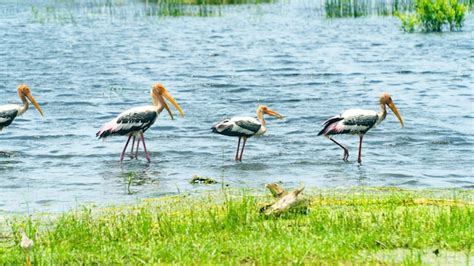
[0,0,473,214]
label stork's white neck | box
[18,93,29,115]
[257,110,267,133]
[151,92,165,113]
[377,103,387,125]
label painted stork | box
[211,105,284,161]
[318,93,404,164]
[0,84,44,132]
[96,83,184,162]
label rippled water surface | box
[0,0,473,213]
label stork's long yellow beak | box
[265,108,284,120]
[388,101,404,128]
[162,101,174,120]
[162,91,184,119]
[25,92,44,117]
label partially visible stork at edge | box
[0,84,44,132]
[96,83,184,162]
[318,93,404,164]
[212,105,284,161]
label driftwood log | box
[260,183,309,216]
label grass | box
[0,188,473,264]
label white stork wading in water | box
[318,93,404,164]
[0,84,44,132]
[212,105,284,161]
[96,83,184,162]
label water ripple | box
[0,0,473,214]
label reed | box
[28,0,277,21]
[324,0,415,17]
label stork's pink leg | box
[140,133,151,162]
[135,137,140,159]
[120,134,133,162]
[239,137,248,161]
[357,135,364,164]
[235,137,241,161]
[130,136,136,158]
[328,136,349,161]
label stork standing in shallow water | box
[97,83,184,162]
[212,105,284,161]
[0,84,44,132]
[318,93,404,164]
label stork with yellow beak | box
[0,84,44,132]
[318,93,404,164]
[212,105,284,161]
[97,83,184,162]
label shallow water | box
[0,0,473,214]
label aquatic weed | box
[397,0,467,32]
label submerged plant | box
[397,0,467,32]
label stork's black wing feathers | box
[117,111,157,124]
[235,120,261,133]
[343,115,378,127]
[0,109,18,129]
[113,111,158,135]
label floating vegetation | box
[397,0,467,32]
[190,175,219,184]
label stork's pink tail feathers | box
[96,120,118,139]
[318,116,344,136]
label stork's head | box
[17,84,44,117]
[257,105,284,119]
[380,93,403,128]
[151,83,184,120]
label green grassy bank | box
[1,188,473,264]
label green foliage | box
[397,0,467,32]
[397,12,418,32]
[0,189,473,264]
[323,0,471,18]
